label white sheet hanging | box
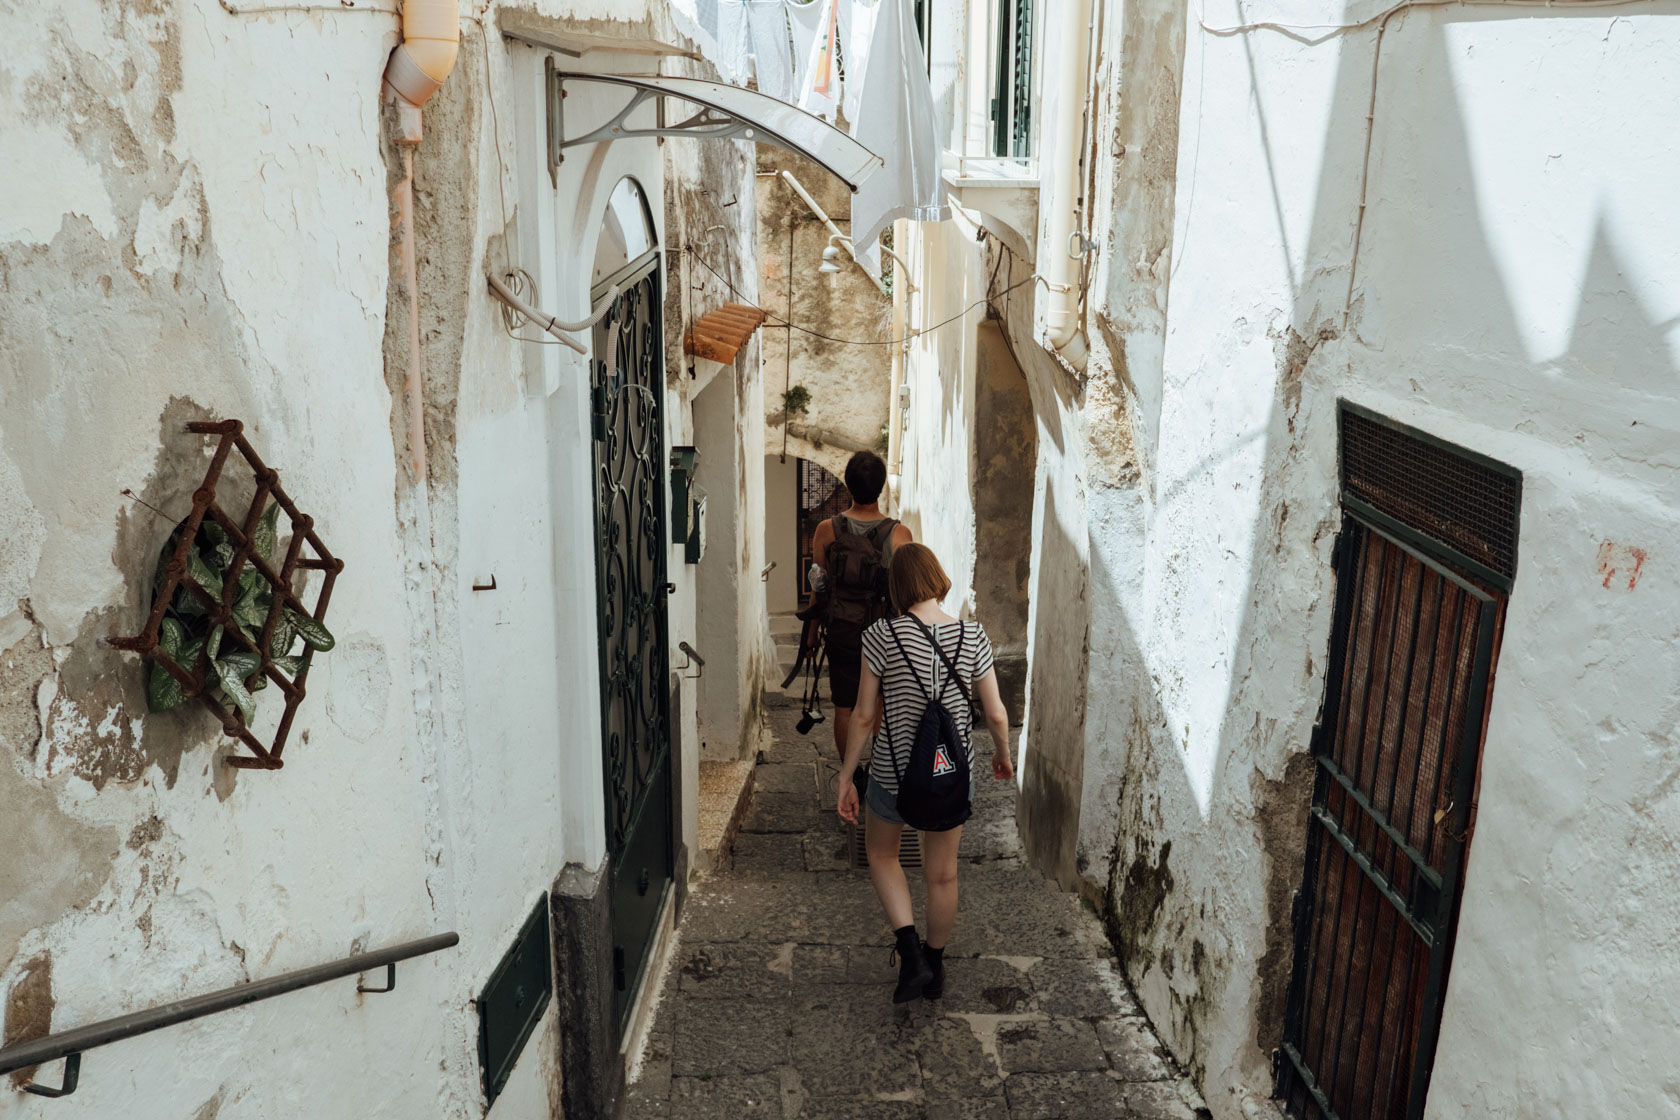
[848,0,948,263]
[842,0,877,126]
[745,1,796,101]
[786,0,827,104]
[796,0,844,122]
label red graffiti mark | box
[1597,542,1648,590]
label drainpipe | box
[384,0,461,484]
[1037,0,1092,372]
[886,220,907,490]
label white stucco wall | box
[0,2,760,1116]
[898,1,1680,1117]
[1111,2,1680,1117]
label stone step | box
[694,759,756,876]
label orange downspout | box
[385,0,460,485]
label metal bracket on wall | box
[676,641,705,679]
[21,1053,80,1098]
[356,963,398,994]
[544,71,883,193]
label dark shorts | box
[826,618,865,708]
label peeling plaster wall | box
[0,1,757,1116]
[902,2,1680,1118]
[1104,3,1680,1118]
[664,109,768,766]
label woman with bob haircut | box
[837,542,1014,1003]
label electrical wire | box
[686,246,1039,348]
[219,1,396,13]
[1200,0,1661,45]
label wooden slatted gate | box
[1277,404,1520,1120]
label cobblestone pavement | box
[624,702,1210,1120]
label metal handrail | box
[0,932,459,1098]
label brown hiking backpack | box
[825,516,898,627]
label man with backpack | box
[806,451,913,771]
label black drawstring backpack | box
[886,617,974,832]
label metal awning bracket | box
[545,71,883,193]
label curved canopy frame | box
[550,70,884,193]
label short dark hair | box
[843,451,887,504]
[889,544,952,613]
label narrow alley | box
[622,694,1208,1120]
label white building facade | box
[0,1,802,1116]
[892,0,1680,1117]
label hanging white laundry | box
[796,0,846,122]
[713,0,753,87]
[745,1,796,101]
[786,0,827,105]
[842,0,878,127]
[848,0,948,266]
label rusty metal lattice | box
[110,420,343,770]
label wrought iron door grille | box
[797,458,849,599]
[1339,404,1521,591]
[590,256,674,1039]
[1279,407,1517,1120]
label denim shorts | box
[865,774,906,825]
[864,772,972,829]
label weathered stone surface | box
[935,956,1033,1015]
[917,1015,1004,1100]
[732,830,809,874]
[754,762,818,795]
[668,1073,784,1118]
[798,1098,922,1119]
[742,791,824,833]
[802,830,854,872]
[677,942,795,1000]
[1030,957,1137,1018]
[792,943,850,985]
[1004,1071,1130,1119]
[680,876,881,945]
[672,997,792,1076]
[925,1098,1011,1120]
[760,726,824,764]
[1122,1079,1204,1119]
[790,992,925,1099]
[1097,1016,1178,1081]
[948,866,1110,959]
[961,812,1025,863]
[625,712,1203,1120]
[995,1019,1110,1074]
[621,1057,671,1118]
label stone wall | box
[754,147,894,482]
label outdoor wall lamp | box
[818,232,918,294]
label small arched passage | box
[971,321,1037,722]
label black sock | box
[922,943,944,964]
[894,924,918,944]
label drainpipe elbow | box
[1045,311,1089,372]
[384,0,460,109]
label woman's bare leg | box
[865,811,915,929]
[920,826,963,948]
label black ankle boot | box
[922,942,945,1000]
[890,925,932,1004]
